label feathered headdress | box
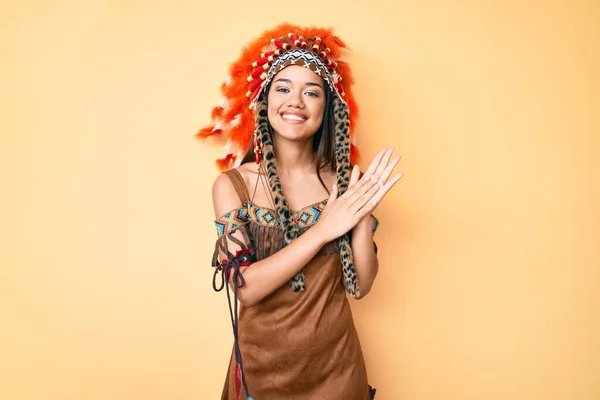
[196,23,360,169]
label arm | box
[213,173,327,307]
[351,215,379,299]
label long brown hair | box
[239,81,336,193]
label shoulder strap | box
[222,169,251,205]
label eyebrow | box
[273,78,323,89]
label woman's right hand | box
[312,148,403,243]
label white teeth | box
[282,114,306,121]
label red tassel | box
[253,133,261,167]
[234,363,242,400]
[350,143,360,165]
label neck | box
[272,135,316,176]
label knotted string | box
[213,236,253,399]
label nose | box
[286,91,304,108]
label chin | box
[272,128,316,142]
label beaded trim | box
[214,201,379,238]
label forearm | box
[233,228,326,307]
[351,216,379,299]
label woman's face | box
[267,65,326,142]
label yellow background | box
[2,1,599,399]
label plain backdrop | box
[1,1,599,399]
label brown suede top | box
[214,169,374,400]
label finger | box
[341,173,375,201]
[366,173,403,207]
[348,164,360,187]
[373,148,394,179]
[363,148,387,177]
[326,183,338,206]
[355,172,403,218]
[349,180,381,213]
[346,176,378,206]
[378,155,401,185]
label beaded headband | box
[250,48,345,109]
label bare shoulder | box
[211,168,244,218]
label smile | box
[281,113,307,122]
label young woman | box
[198,24,403,400]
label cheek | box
[311,102,326,125]
[266,97,279,121]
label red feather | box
[196,126,222,139]
[211,106,223,120]
[216,154,236,171]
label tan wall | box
[1,1,599,399]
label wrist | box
[306,223,329,248]
[354,214,373,231]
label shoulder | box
[211,167,246,218]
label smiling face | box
[267,65,327,142]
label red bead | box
[313,37,322,52]
[298,36,307,49]
[271,39,291,50]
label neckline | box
[244,198,328,215]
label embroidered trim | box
[214,202,380,237]
[214,208,249,237]
[214,201,325,236]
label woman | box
[198,23,403,400]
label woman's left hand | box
[348,147,403,225]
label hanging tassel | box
[253,130,261,170]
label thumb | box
[326,183,338,206]
[349,164,360,187]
